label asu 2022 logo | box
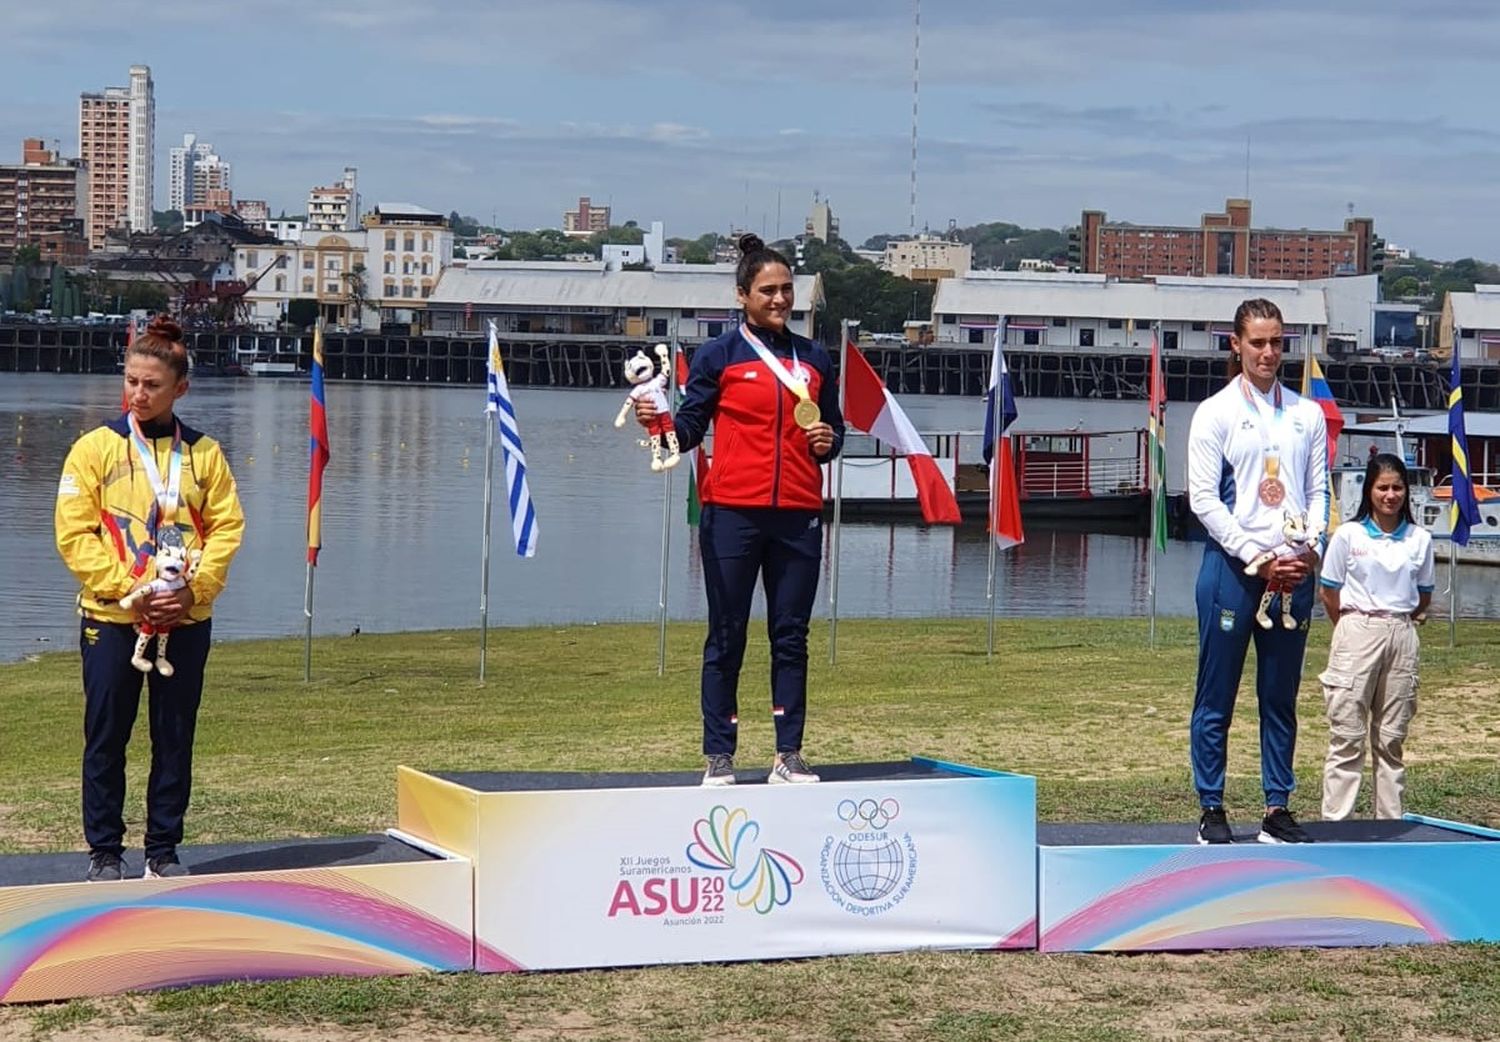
[607,805,804,924]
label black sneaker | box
[144,852,190,878]
[86,851,124,882]
[1258,807,1313,844]
[1197,807,1232,845]
[702,754,736,787]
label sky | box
[5,0,1499,260]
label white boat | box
[247,359,305,378]
[1333,410,1500,565]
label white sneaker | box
[769,751,820,784]
[702,754,737,786]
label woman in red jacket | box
[637,234,844,786]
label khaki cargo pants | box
[1319,613,1420,820]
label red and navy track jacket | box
[674,324,845,511]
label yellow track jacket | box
[55,414,245,625]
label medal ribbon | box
[128,413,183,539]
[1238,375,1287,480]
[740,324,811,406]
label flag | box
[982,319,1024,549]
[1301,352,1344,533]
[120,318,135,413]
[1148,330,1168,552]
[674,345,703,526]
[843,341,961,524]
[306,322,330,565]
[487,322,538,557]
[1448,340,1481,547]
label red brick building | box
[1072,198,1380,280]
[0,139,89,262]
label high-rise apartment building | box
[169,133,231,212]
[0,139,89,260]
[306,167,359,232]
[562,196,609,237]
[1071,198,1382,281]
[78,64,154,250]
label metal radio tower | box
[910,0,921,237]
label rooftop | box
[430,262,822,311]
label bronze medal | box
[1259,477,1286,507]
[793,398,821,430]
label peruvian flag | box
[842,341,962,525]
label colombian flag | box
[307,322,330,564]
[1301,353,1343,532]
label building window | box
[404,234,415,252]
[245,250,258,267]
[1079,328,1095,347]
[302,277,314,292]
[277,254,289,269]
[384,258,393,274]
[403,284,415,298]
[384,283,396,297]
[326,282,339,294]
[941,314,955,325]
[421,285,432,299]
[968,327,987,344]
[1023,329,1040,346]
[385,234,396,250]
[652,318,669,337]
[422,234,432,252]
[1191,321,1207,332]
[1051,317,1066,327]
[1163,330,1179,351]
[1107,319,1123,330]
[303,257,314,270]
[275,275,285,292]
[680,308,695,318]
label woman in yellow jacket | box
[55,315,244,882]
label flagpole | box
[302,562,314,682]
[1448,546,1457,649]
[657,336,676,677]
[986,318,1003,661]
[479,392,496,682]
[1148,325,1159,650]
[829,319,853,665]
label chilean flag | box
[982,320,1024,550]
[842,342,962,524]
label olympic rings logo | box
[837,797,900,831]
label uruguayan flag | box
[486,321,538,557]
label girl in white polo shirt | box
[1318,452,1435,820]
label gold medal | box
[1258,456,1285,507]
[794,397,821,429]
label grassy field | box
[2,617,1499,1041]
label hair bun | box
[145,314,184,342]
[736,233,765,255]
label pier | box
[2,321,1494,411]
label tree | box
[669,233,720,264]
[344,264,371,326]
[13,244,41,269]
[1387,275,1420,299]
[447,211,482,237]
[286,298,320,330]
[820,265,933,344]
[152,209,184,234]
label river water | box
[3,373,1496,662]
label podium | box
[397,757,1038,971]
[1038,816,1500,952]
[0,835,472,1003]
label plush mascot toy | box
[614,342,681,472]
[119,530,202,676]
[1244,511,1315,630]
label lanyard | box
[739,324,811,404]
[128,413,183,537]
[1237,375,1287,458]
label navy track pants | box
[699,505,821,756]
[80,618,212,859]
[1190,543,1313,810]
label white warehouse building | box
[425,261,824,341]
[931,272,1382,355]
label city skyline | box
[4,1,1498,260]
